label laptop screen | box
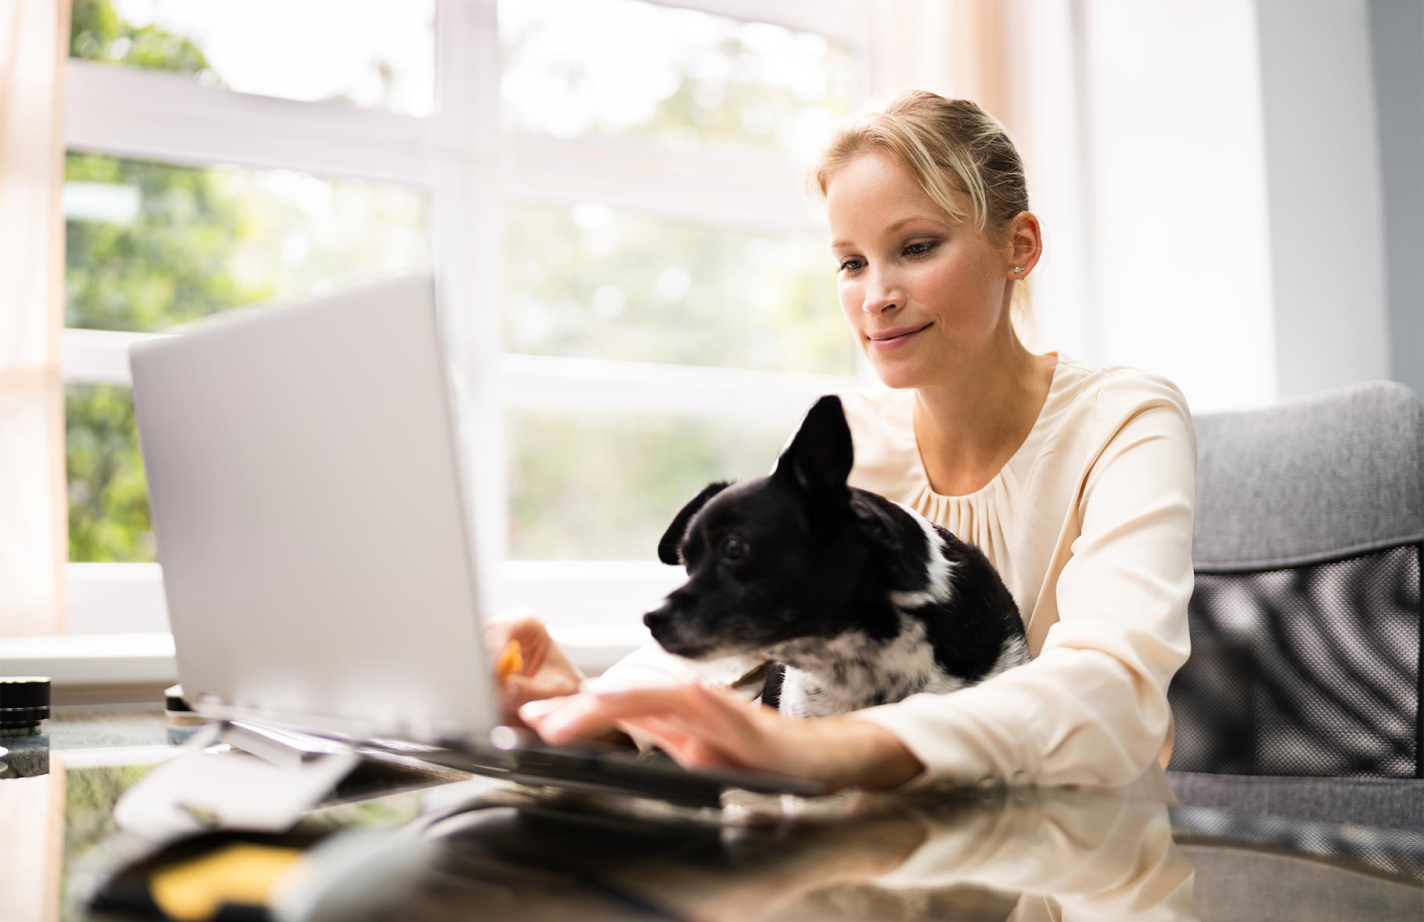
[130,274,498,746]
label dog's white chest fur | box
[768,617,970,719]
[767,507,1027,718]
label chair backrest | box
[1168,381,1424,779]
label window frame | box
[57,0,877,657]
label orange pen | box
[495,639,523,680]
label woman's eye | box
[904,241,939,258]
[837,259,863,274]
[721,537,749,562]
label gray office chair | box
[1167,381,1424,827]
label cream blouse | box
[594,354,1197,791]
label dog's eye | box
[721,537,749,562]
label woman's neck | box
[912,337,1057,497]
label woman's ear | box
[657,481,731,565]
[1004,211,1043,279]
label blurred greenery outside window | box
[66,384,152,564]
[506,205,851,375]
[509,412,791,560]
[499,0,859,158]
[65,0,860,566]
[69,0,436,115]
[64,151,429,562]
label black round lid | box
[165,683,193,713]
[0,676,51,730]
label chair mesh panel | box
[1169,545,1421,779]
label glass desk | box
[3,704,1421,921]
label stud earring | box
[1013,267,1025,274]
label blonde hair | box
[810,90,1037,343]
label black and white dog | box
[644,395,1029,719]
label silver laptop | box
[129,274,820,806]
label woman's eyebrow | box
[831,214,946,249]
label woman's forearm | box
[812,718,926,791]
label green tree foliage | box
[66,1,270,562]
[66,384,155,563]
[70,0,217,79]
[65,153,275,332]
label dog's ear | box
[658,481,732,565]
[772,395,854,498]
[848,491,906,557]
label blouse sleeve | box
[876,794,1198,921]
[849,377,1197,788]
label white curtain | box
[0,0,69,637]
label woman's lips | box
[869,323,931,351]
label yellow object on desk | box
[149,844,303,921]
[495,640,523,679]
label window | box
[64,153,429,563]
[62,0,872,648]
[500,0,857,156]
[504,204,851,373]
[69,0,437,115]
[509,409,794,560]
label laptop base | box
[215,718,825,811]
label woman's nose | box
[862,272,902,315]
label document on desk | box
[114,746,359,839]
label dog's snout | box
[643,607,671,630]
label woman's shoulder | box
[1048,357,1197,469]
[1053,355,1193,428]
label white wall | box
[1004,0,1095,362]
[1369,0,1424,398]
[1072,0,1278,413]
[1256,0,1392,399]
[1005,0,1405,413]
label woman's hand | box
[518,682,926,792]
[482,609,585,725]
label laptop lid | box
[130,274,497,747]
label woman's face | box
[825,151,1012,389]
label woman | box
[487,91,1196,793]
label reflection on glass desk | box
[1,704,1421,922]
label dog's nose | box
[643,607,670,630]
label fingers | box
[617,703,769,770]
[513,683,895,791]
[615,716,736,770]
[489,609,555,661]
[483,609,585,698]
[519,691,623,743]
[521,685,695,744]
[522,684,770,764]
[513,684,864,788]
[501,673,581,722]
